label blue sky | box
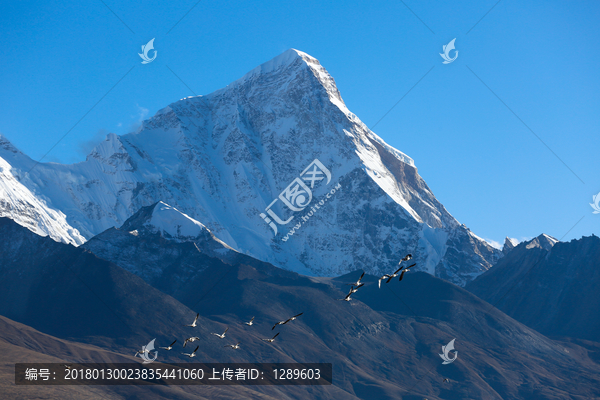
[1,0,599,247]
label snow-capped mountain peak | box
[0,49,501,285]
[525,233,559,251]
[502,237,519,254]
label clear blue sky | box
[1,0,599,247]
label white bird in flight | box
[378,274,392,288]
[211,327,229,339]
[272,313,303,330]
[185,313,199,328]
[262,332,280,343]
[183,337,200,347]
[243,317,255,326]
[286,313,303,323]
[398,263,416,282]
[224,342,240,349]
[159,340,177,350]
[182,345,199,358]
[134,346,150,357]
[339,292,353,302]
[347,271,365,287]
[349,285,362,294]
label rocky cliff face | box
[0,49,501,285]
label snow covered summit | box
[0,49,502,285]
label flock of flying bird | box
[338,254,414,302]
[135,254,414,360]
[136,312,305,359]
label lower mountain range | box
[1,209,599,400]
[466,233,600,343]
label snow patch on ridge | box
[146,201,208,240]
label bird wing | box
[194,313,199,323]
[192,345,199,354]
[170,340,177,347]
[224,327,229,333]
[379,275,390,286]
[273,332,280,339]
[398,264,417,282]
[359,271,365,282]
[398,270,407,281]
[399,264,416,280]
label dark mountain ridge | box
[466,234,600,343]
[2,218,600,399]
